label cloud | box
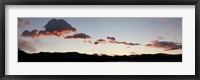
[18,39,37,53]
[21,30,55,38]
[83,40,93,44]
[166,25,178,35]
[18,18,23,22]
[21,19,77,38]
[18,18,31,29]
[145,40,182,51]
[18,24,23,29]
[18,18,23,29]
[65,33,91,40]
[24,21,31,27]
[38,30,54,37]
[107,37,140,46]
[44,19,77,37]
[116,42,140,46]
[107,37,117,43]
[94,39,106,45]
[21,29,39,38]
[157,36,165,40]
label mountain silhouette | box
[18,49,182,62]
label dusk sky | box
[18,18,182,56]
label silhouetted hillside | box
[18,49,182,62]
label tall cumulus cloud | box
[21,19,77,38]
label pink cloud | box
[145,40,182,51]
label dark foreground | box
[18,49,182,62]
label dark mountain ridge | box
[18,49,182,62]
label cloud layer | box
[145,40,182,51]
[65,33,91,40]
[107,37,140,46]
[94,39,106,45]
[92,37,140,46]
[20,19,141,48]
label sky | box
[18,18,182,56]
